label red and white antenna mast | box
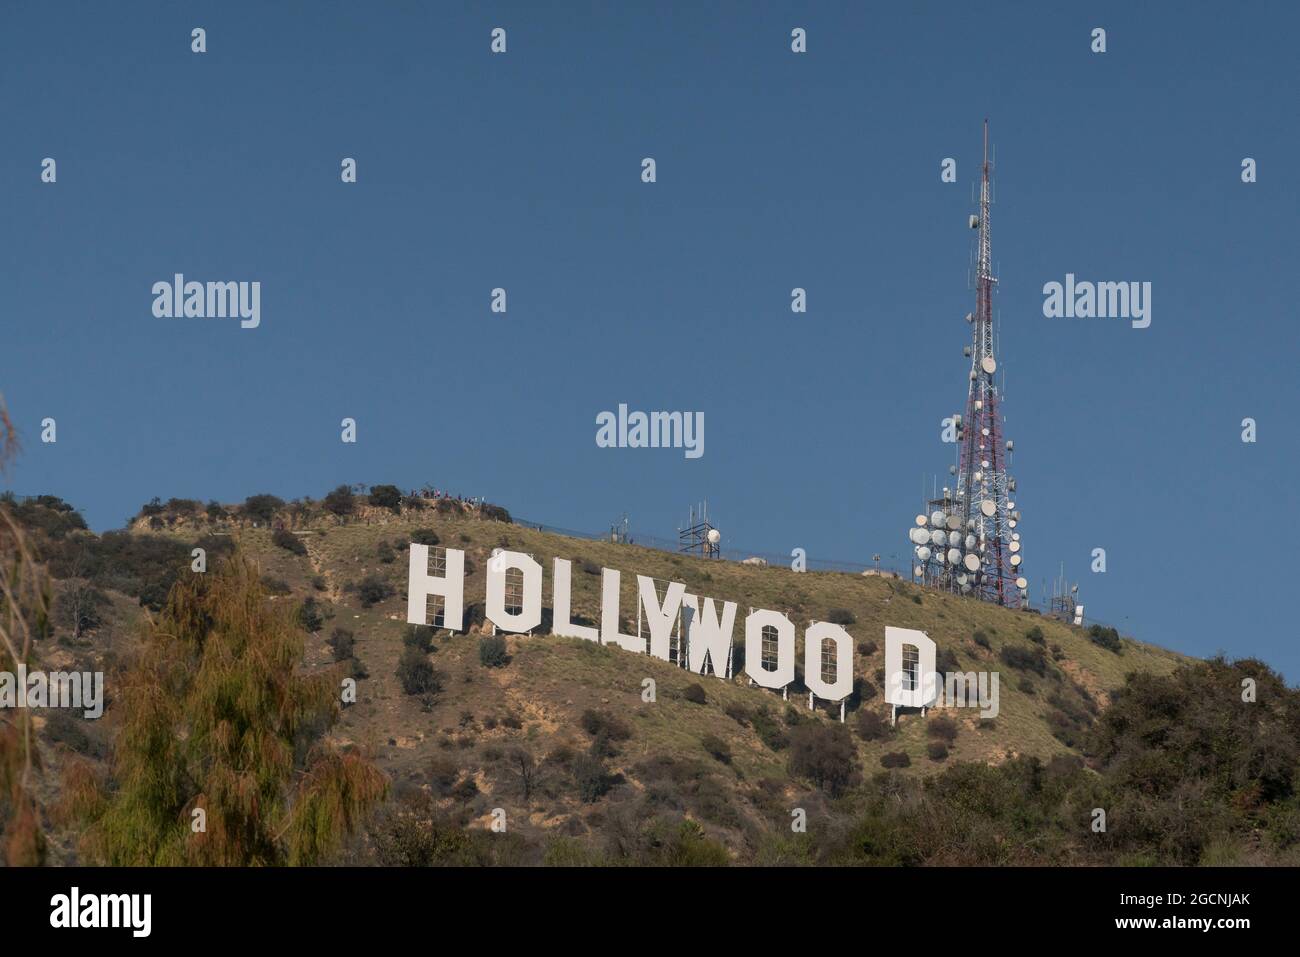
[906,121,1025,607]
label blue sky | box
[2,2,1297,679]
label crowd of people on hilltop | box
[412,486,485,507]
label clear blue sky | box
[2,2,1297,679]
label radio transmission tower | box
[907,120,1026,607]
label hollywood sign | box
[406,545,983,716]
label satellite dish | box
[916,546,931,561]
[914,566,924,578]
[974,471,983,482]
[1008,519,1017,529]
[930,529,946,547]
[948,531,961,547]
[1011,532,1020,541]
[945,514,962,530]
[963,553,980,572]
[1010,554,1022,567]
[974,400,983,410]
[957,573,968,585]
[947,548,962,565]
[969,215,980,229]
[965,534,976,549]
[980,499,996,517]
[930,511,946,527]
[1012,510,1021,520]
[916,514,928,527]
[1015,576,1028,590]
[1009,541,1020,553]
[981,459,990,468]
[981,356,997,374]
[981,428,990,437]
[908,528,924,544]
[707,528,721,545]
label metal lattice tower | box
[956,120,1022,606]
[907,121,1025,607]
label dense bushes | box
[356,575,394,608]
[1088,624,1122,653]
[396,646,443,698]
[242,494,284,523]
[681,683,707,704]
[855,709,892,742]
[999,642,1048,677]
[788,722,859,796]
[323,485,355,516]
[272,528,307,555]
[826,608,856,625]
[478,635,508,667]
[368,485,403,512]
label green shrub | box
[1025,625,1046,646]
[826,608,856,625]
[356,575,394,608]
[927,714,959,744]
[296,596,327,632]
[272,528,307,555]
[1088,624,1122,654]
[681,683,707,705]
[855,709,891,742]
[478,635,509,667]
[880,751,911,769]
[751,709,789,751]
[573,754,615,802]
[396,646,443,697]
[411,529,440,546]
[403,625,435,653]
[926,741,950,761]
[972,630,991,650]
[700,734,732,764]
[999,642,1048,676]
[580,710,631,741]
[328,628,355,662]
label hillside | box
[11,491,1209,865]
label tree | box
[57,553,387,865]
[511,747,539,800]
[242,494,285,524]
[323,485,355,516]
[0,509,53,864]
[0,394,53,864]
[368,485,403,513]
